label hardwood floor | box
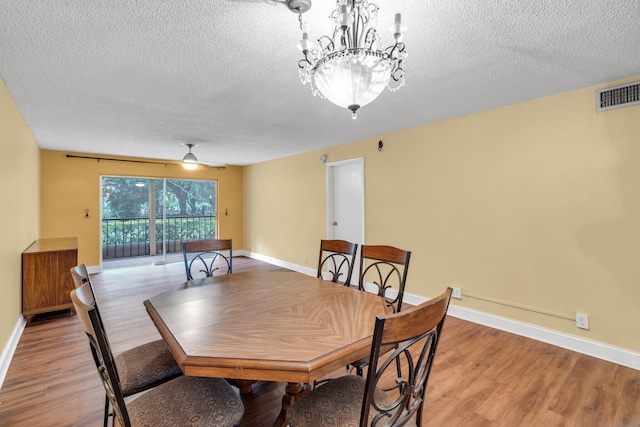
[1,256,639,426]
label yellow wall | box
[0,78,40,348]
[40,151,243,267]
[244,77,640,353]
[244,154,327,267]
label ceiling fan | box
[232,0,311,14]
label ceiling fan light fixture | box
[183,152,197,162]
[182,162,198,170]
[182,143,199,169]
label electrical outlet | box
[451,287,462,299]
[576,313,589,330]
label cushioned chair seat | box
[115,339,182,396]
[286,375,401,427]
[70,264,186,427]
[119,376,244,427]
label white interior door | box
[327,158,365,285]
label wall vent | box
[596,81,640,112]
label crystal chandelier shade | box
[298,0,406,119]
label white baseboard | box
[240,250,316,277]
[86,264,102,274]
[0,315,26,390]
[244,251,640,372]
[445,304,640,371]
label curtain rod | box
[65,154,225,169]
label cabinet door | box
[22,249,77,311]
[22,253,45,311]
[48,250,78,306]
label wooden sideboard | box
[22,237,78,323]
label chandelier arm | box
[330,27,339,48]
[318,35,335,53]
[363,28,377,49]
[298,57,312,68]
[385,41,406,82]
[386,41,405,57]
[390,62,405,82]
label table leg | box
[273,382,305,427]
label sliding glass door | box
[101,176,217,264]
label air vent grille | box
[596,81,640,111]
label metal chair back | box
[361,288,452,426]
[182,238,232,280]
[358,245,411,313]
[317,239,358,285]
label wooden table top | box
[144,270,388,384]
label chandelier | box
[297,0,407,119]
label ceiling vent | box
[596,81,640,112]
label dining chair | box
[71,282,244,427]
[317,239,358,285]
[70,264,183,427]
[358,245,412,313]
[350,245,411,377]
[182,238,233,280]
[287,288,452,427]
[70,263,91,288]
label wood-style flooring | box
[0,256,639,426]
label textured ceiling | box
[1,0,639,166]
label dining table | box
[143,269,388,427]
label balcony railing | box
[102,215,216,260]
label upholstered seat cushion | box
[286,375,400,427]
[121,376,244,427]
[115,339,182,396]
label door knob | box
[332,221,338,226]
